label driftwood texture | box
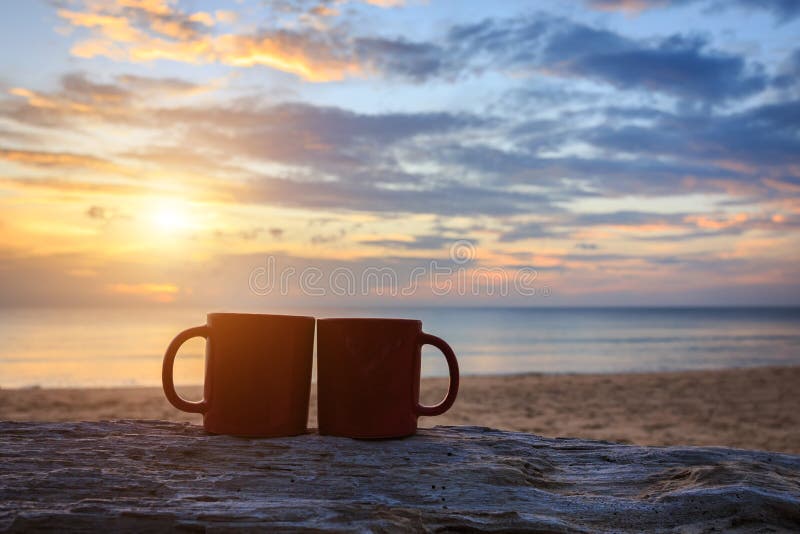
[1,421,799,532]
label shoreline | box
[1,365,798,454]
[3,363,799,391]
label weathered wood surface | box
[1,421,799,532]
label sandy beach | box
[2,366,798,454]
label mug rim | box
[208,312,315,321]
[317,317,422,324]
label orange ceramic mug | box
[317,318,459,438]
[162,312,315,437]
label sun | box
[150,200,192,232]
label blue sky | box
[0,0,798,307]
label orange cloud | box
[214,34,361,82]
[364,0,408,6]
[610,223,675,233]
[69,28,353,80]
[107,282,180,302]
[189,12,215,27]
[58,1,215,61]
[70,38,128,60]
[56,1,364,82]
[215,10,238,24]
[58,9,141,42]
[5,74,220,134]
[310,5,340,17]
[150,18,201,40]
[9,88,92,112]
[0,176,146,196]
[115,0,172,15]
[763,178,800,194]
[706,179,764,197]
[713,159,756,174]
[588,0,668,14]
[685,213,748,230]
[0,148,128,175]
[130,37,213,63]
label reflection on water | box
[1,306,799,387]
[0,308,208,388]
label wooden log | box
[1,421,798,532]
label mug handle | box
[415,332,459,416]
[162,325,209,414]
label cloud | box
[53,2,770,101]
[5,71,205,116]
[497,212,687,243]
[120,144,247,176]
[236,175,558,216]
[774,48,800,89]
[56,1,361,82]
[0,176,149,196]
[106,282,180,303]
[271,0,410,13]
[58,73,130,104]
[358,235,457,250]
[585,0,800,21]
[584,100,800,173]
[322,14,769,102]
[114,73,211,95]
[0,147,128,174]
[356,37,446,82]
[542,32,766,102]
[437,15,767,101]
[0,72,212,129]
[427,135,763,199]
[587,0,670,13]
[573,211,687,227]
[56,0,220,63]
[211,227,265,241]
[0,251,193,306]
[213,30,361,81]
[86,205,108,220]
[84,205,128,223]
[3,67,796,225]
[164,101,487,174]
[2,73,513,216]
[9,76,794,221]
[363,0,408,6]
[496,209,799,243]
[8,87,94,115]
[4,77,548,217]
[214,10,238,24]
[499,222,567,242]
[1,60,795,228]
[59,0,212,41]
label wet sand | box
[1,366,798,454]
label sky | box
[0,0,798,308]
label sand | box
[1,366,798,454]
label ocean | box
[1,306,799,388]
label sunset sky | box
[1,0,799,307]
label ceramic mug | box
[317,318,459,438]
[162,312,315,437]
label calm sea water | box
[1,307,799,388]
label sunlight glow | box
[150,200,192,232]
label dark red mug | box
[317,318,459,438]
[162,312,315,437]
